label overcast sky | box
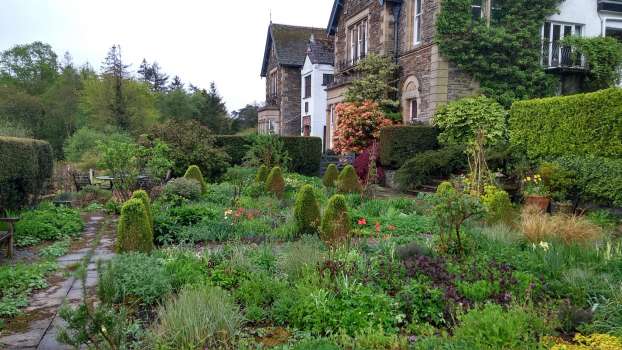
[0,0,334,111]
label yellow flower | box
[526,176,532,181]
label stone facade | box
[280,67,302,135]
[325,0,480,147]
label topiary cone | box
[337,165,362,194]
[320,194,351,245]
[322,164,339,188]
[131,190,153,234]
[294,184,321,236]
[115,199,154,253]
[265,166,285,198]
[256,165,269,183]
[184,165,207,194]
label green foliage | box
[234,272,286,322]
[509,88,622,160]
[96,140,140,201]
[379,125,439,169]
[244,134,291,170]
[344,53,400,110]
[395,145,467,190]
[452,304,547,350]
[0,136,53,210]
[183,165,207,194]
[432,181,483,254]
[552,155,622,206]
[162,177,202,203]
[0,42,59,95]
[265,166,285,198]
[436,0,560,107]
[433,96,507,146]
[255,165,269,183]
[0,117,32,138]
[322,164,339,188]
[337,165,362,194]
[39,238,71,258]
[320,195,351,244]
[397,278,446,326]
[150,286,242,349]
[581,287,622,337]
[14,203,84,247]
[150,119,231,180]
[131,190,153,234]
[98,253,172,306]
[481,185,513,224]
[63,127,131,165]
[115,199,154,253]
[563,36,622,91]
[213,135,253,165]
[281,136,322,176]
[0,261,55,317]
[294,185,321,236]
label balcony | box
[541,41,587,71]
[328,54,367,89]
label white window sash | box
[414,0,423,44]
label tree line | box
[0,42,258,158]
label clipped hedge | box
[0,136,54,210]
[510,88,622,160]
[214,135,322,176]
[379,125,440,169]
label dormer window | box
[349,18,368,63]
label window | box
[409,99,418,122]
[269,71,278,96]
[542,21,583,67]
[304,75,312,98]
[349,19,368,63]
[414,0,423,44]
[471,0,482,21]
[322,73,334,86]
[304,102,309,113]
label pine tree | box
[101,45,130,130]
[150,62,169,92]
[169,76,184,90]
[195,82,230,134]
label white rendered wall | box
[301,56,334,144]
[549,0,622,37]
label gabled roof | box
[327,0,402,35]
[307,35,334,65]
[260,23,328,77]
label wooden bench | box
[0,217,19,259]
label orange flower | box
[358,218,367,225]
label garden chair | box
[71,171,92,192]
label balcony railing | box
[335,53,367,73]
[541,41,587,70]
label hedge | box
[0,136,54,210]
[509,88,622,160]
[214,135,322,176]
[379,125,439,169]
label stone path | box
[0,215,115,350]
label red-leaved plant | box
[333,101,393,154]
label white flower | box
[539,241,550,252]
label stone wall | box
[280,66,302,136]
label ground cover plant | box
[50,163,622,350]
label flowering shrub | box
[547,333,622,350]
[522,174,549,196]
[333,101,393,154]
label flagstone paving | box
[0,215,116,350]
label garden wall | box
[509,88,622,160]
[214,135,322,176]
[0,136,54,210]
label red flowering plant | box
[333,101,394,154]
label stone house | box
[324,0,480,150]
[259,23,331,136]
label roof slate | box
[307,36,335,65]
[261,23,329,76]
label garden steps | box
[0,214,115,350]
[319,154,355,176]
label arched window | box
[402,76,421,123]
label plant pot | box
[552,201,574,215]
[524,195,551,212]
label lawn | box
[53,166,622,350]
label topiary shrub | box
[131,190,153,234]
[322,164,339,188]
[379,125,439,169]
[265,167,285,198]
[481,185,513,225]
[255,165,269,183]
[184,165,207,194]
[115,199,154,253]
[337,165,362,194]
[320,195,351,245]
[294,185,321,236]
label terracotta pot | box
[525,195,551,212]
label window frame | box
[413,0,423,45]
[269,70,278,96]
[322,73,334,86]
[304,75,312,98]
[349,18,369,63]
